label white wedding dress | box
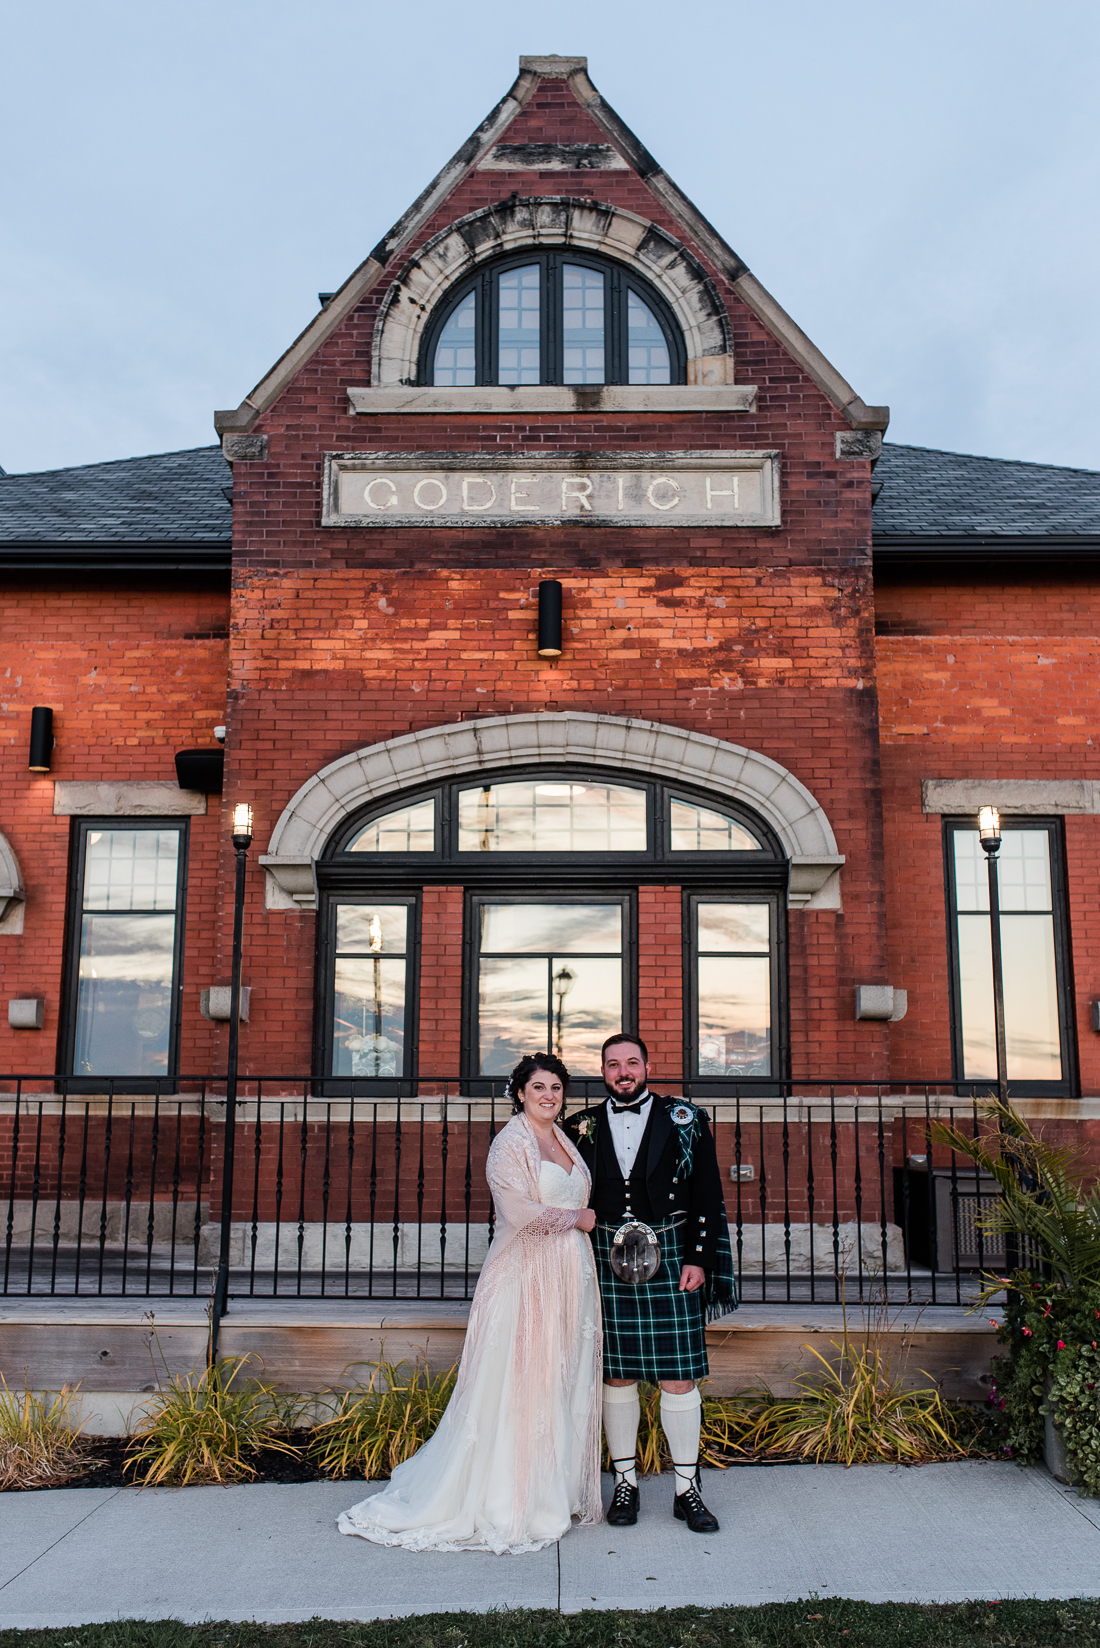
[338,1143,602,1554]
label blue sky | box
[2,0,1098,474]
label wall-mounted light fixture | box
[537,580,563,657]
[28,707,53,772]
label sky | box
[1,0,1098,476]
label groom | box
[565,1034,737,1534]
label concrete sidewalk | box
[2,1463,1098,1628]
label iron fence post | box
[210,813,251,1355]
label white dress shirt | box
[606,1091,653,1180]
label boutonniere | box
[574,1115,597,1143]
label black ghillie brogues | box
[673,1475,720,1534]
[606,1480,640,1525]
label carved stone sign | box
[322,450,780,529]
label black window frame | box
[942,814,1077,1099]
[59,816,190,1093]
[314,891,422,1094]
[419,250,687,387]
[463,888,636,1091]
[683,889,788,1096]
[316,765,790,1088]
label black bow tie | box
[609,1093,650,1115]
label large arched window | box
[420,252,686,388]
[316,768,786,1088]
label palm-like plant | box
[932,1102,1100,1290]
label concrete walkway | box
[2,1463,1098,1627]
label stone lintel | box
[53,782,207,817]
[922,778,1100,816]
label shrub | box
[934,1103,1100,1491]
[125,1355,303,1486]
[309,1357,459,1480]
[0,1378,92,1490]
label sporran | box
[609,1218,661,1284]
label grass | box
[0,1378,92,1490]
[3,1601,1100,1648]
[309,1358,459,1481]
[125,1355,304,1487]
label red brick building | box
[3,53,1100,1221]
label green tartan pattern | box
[592,1216,709,1382]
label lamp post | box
[552,965,576,1059]
[212,801,253,1351]
[369,912,384,1073]
[977,805,1009,1108]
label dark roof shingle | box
[0,446,231,544]
[873,442,1100,537]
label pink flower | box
[1022,1327,1033,1336]
[1057,1340,1067,1350]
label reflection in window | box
[432,289,477,386]
[332,904,409,1077]
[670,799,761,851]
[695,902,771,1078]
[952,830,1062,1082]
[562,265,605,383]
[73,828,183,1078]
[478,902,623,1074]
[627,289,672,384]
[498,266,540,384]
[347,800,435,853]
[458,781,647,852]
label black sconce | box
[537,580,563,658]
[28,707,53,772]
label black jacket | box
[564,1094,727,1270]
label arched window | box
[317,769,786,1088]
[421,252,686,388]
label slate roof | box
[873,442,1100,538]
[0,446,231,550]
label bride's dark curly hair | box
[507,1051,571,1115]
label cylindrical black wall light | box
[537,580,563,658]
[28,707,53,772]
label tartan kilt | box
[592,1215,708,1382]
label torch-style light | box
[553,963,576,1058]
[231,803,253,849]
[537,580,563,657]
[369,913,384,953]
[28,707,53,772]
[978,805,1001,856]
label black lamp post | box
[212,801,253,1349]
[552,964,575,1059]
[978,805,1009,1108]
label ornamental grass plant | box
[0,1377,93,1490]
[309,1357,459,1480]
[125,1354,303,1487]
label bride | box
[337,1052,603,1554]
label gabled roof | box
[873,443,1100,559]
[0,446,231,569]
[214,55,888,440]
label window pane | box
[670,799,761,852]
[335,905,408,953]
[347,800,435,853]
[698,903,770,953]
[957,910,1062,1082]
[480,903,621,955]
[497,265,540,384]
[332,957,407,1077]
[433,290,477,386]
[953,829,1053,912]
[477,904,624,1074]
[697,955,771,1077]
[75,912,176,1077]
[562,264,605,384]
[457,780,647,852]
[627,289,671,384]
[83,829,179,911]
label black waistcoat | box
[592,1103,657,1225]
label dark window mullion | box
[608,264,623,384]
[544,252,558,386]
[480,271,494,386]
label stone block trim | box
[371,197,733,388]
[0,830,25,924]
[921,778,1100,815]
[260,712,842,912]
[53,781,207,817]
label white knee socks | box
[602,1383,640,1488]
[660,1387,702,1495]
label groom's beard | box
[604,1077,648,1106]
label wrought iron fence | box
[1,1074,1008,1307]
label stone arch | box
[259,713,843,911]
[371,197,734,388]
